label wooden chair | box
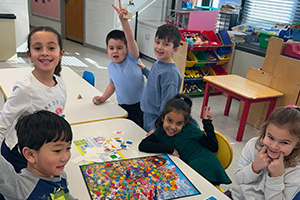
[82,70,95,86]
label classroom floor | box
[0,39,257,191]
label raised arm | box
[112,0,139,58]
[199,106,218,152]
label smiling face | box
[153,37,178,63]
[27,140,71,178]
[27,31,64,74]
[263,123,300,160]
[107,38,128,63]
[162,110,186,136]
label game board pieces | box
[72,130,133,162]
[80,155,200,200]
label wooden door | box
[65,0,83,43]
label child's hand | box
[172,149,180,158]
[137,59,146,69]
[92,96,103,105]
[146,129,154,136]
[268,152,284,177]
[112,0,128,21]
[202,106,213,120]
[252,145,271,174]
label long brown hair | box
[255,107,300,167]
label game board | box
[80,154,200,200]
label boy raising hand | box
[93,0,148,128]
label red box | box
[212,65,228,75]
[180,30,221,51]
[202,30,222,50]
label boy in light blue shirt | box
[93,1,147,128]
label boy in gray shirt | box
[0,110,77,200]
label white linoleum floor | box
[0,39,257,191]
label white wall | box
[27,0,61,34]
[0,0,30,48]
[26,0,167,50]
[231,49,265,77]
[85,0,166,49]
[85,0,115,49]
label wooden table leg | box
[236,100,251,142]
[224,95,232,116]
[265,98,277,121]
[201,82,211,119]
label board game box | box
[79,154,200,200]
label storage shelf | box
[176,42,234,97]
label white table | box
[66,118,230,200]
[0,66,127,125]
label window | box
[242,0,300,29]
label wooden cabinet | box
[174,42,234,96]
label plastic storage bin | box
[283,43,300,59]
[201,66,216,77]
[204,51,219,66]
[216,46,232,54]
[192,51,209,67]
[203,30,222,50]
[180,30,221,50]
[184,67,205,83]
[212,65,228,75]
[183,82,204,96]
[259,32,278,48]
[292,29,300,42]
[186,50,198,67]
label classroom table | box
[66,118,230,200]
[0,66,127,125]
[201,75,283,142]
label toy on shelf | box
[184,68,204,79]
[185,32,209,49]
[283,43,300,59]
[180,30,221,50]
[183,82,203,94]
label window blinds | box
[242,0,300,29]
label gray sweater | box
[0,155,78,200]
[232,137,300,200]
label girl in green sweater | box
[139,93,231,186]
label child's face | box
[107,38,128,63]
[162,110,185,136]
[29,140,71,178]
[153,37,178,63]
[27,31,64,73]
[263,123,300,159]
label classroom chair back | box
[82,70,95,86]
[202,130,233,169]
[214,131,233,169]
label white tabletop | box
[66,118,230,200]
[0,66,127,125]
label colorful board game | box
[80,154,200,200]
